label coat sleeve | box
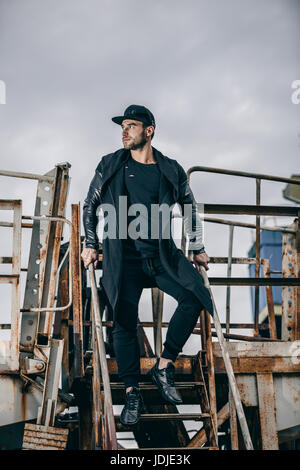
[82,160,104,250]
[176,162,205,255]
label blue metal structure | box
[248,230,282,319]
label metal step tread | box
[108,381,204,390]
[115,413,211,421]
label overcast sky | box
[0,0,299,345]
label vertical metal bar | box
[229,388,239,449]
[261,260,277,339]
[11,201,22,369]
[152,287,164,356]
[200,310,207,360]
[205,310,218,447]
[37,338,64,427]
[256,373,279,450]
[254,178,261,336]
[54,254,70,390]
[200,266,254,450]
[296,215,300,341]
[225,226,238,448]
[91,299,102,449]
[282,226,297,341]
[226,225,234,336]
[71,204,84,377]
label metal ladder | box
[88,263,245,450]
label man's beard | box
[125,129,148,150]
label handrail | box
[187,166,300,185]
[200,266,254,450]
[88,263,118,450]
[185,165,300,336]
[0,169,54,182]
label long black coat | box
[83,147,213,318]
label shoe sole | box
[149,368,183,405]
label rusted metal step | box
[22,423,69,450]
[106,381,206,405]
[116,413,210,422]
[108,381,204,389]
[106,357,195,377]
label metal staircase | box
[1,163,299,450]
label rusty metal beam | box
[193,330,280,342]
[106,357,194,376]
[214,356,300,374]
[256,373,279,450]
[20,164,70,351]
[71,204,84,378]
[261,259,277,339]
[201,217,296,234]
[203,311,218,447]
[101,321,270,330]
[282,227,298,341]
[151,287,164,356]
[0,200,22,372]
[89,264,118,450]
[200,204,299,216]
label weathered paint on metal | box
[0,200,22,372]
[256,373,279,450]
[282,227,298,341]
[20,168,57,351]
[22,423,68,450]
[151,287,164,356]
[261,259,277,339]
[71,204,84,377]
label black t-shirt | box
[123,156,160,260]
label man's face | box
[121,119,149,150]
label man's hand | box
[81,247,98,269]
[193,252,210,271]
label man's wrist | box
[85,244,98,251]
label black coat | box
[83,147,213,318]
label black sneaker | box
[149,359,183,405]
[120,387,144,426]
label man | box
[81,104,213,426]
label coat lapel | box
[153,147,179,202]
[101,146,180,203]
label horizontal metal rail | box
[187,166,300,185]
[207,278,300,286]
[173,213,296,233]
[199,204,299,216]
[0,169,54,182]
[0,221,33,228]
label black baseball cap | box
[112,104,156,128]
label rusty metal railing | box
[88,263,118,450]
[184,166,300,337]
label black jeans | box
[112,256,203,388]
